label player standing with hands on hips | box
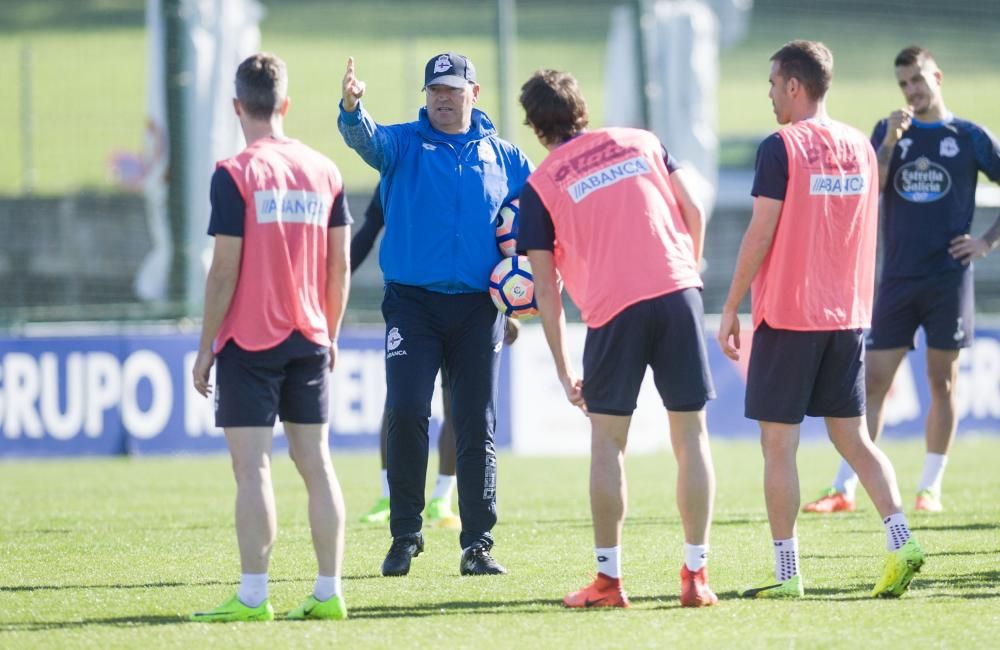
[518,69,719,608]
[803,46,1000,515]
[338,53,533,577]
[718,41,924,599]
[191,52,352,622]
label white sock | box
[313,575,342,601]
[237,572,268,608]
[884,512,911,551]
[832,458,859,499]
[596,546,622,579]
[431,474,456,501]
[773,538,799,582]
[916,452,948,496]
[684,543,708,572]
[380,469,390,498]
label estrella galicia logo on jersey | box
[567,156,650,203]
[939,136,959,158]
[893,156,952,203]
[809,174,866,196]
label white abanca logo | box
[568,156,650,203]
[809,174,866,196]
[940,137,959,158]
[433,55,452,74]
[387,327,403,351]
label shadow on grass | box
[0,577,306,593]
[912,522,999,532]
[1,615,185,632]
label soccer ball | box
[489,255,538,318]
[495,200,519,257]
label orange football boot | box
[680,565,719,607]
[802,487,856,513]
[563,573,630,608]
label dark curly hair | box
[519,69,589,146]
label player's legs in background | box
[426,381,460,528]
[917,348,960,510]
[865,348,909,443]
[358,407,391,523]
[805,347,906,513]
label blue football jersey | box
[871,115,1000,278]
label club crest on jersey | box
[897,138,913,160]
[893,156,952,203]
[939,136,959,158]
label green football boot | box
[872,537,924,598]
[740,573,805,599]
[425,497,461,530]
[359,496,390,524]
[191,594,274,622]
[286,594,348,621]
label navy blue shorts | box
[582,288,716,415]
[215,331,330,427]
[867,270,973,351]
[745,322,865,424]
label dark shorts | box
[745,322,865,424]
[582,288,716,415]
[215,331,330,427]
[867,269,974,351]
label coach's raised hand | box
[342,56,366,112]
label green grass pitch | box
[1,436,998,648]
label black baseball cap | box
[423,52,477,89]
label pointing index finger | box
[346,56,355,75]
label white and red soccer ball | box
[489,254,537,319]
[495,200,519,257]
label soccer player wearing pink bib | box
[191,53,352,622]
[717,41,924,599]
[518,70,718,609]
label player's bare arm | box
[526,249,586,412]
[193,234,243,397]
[717,196,783,361]
[669,168,707,266]
[341,56,366,112]
[876,106,913,191]
[949,212,1000,265]
[326,224,351,370]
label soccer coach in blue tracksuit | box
[338,53,532,577]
